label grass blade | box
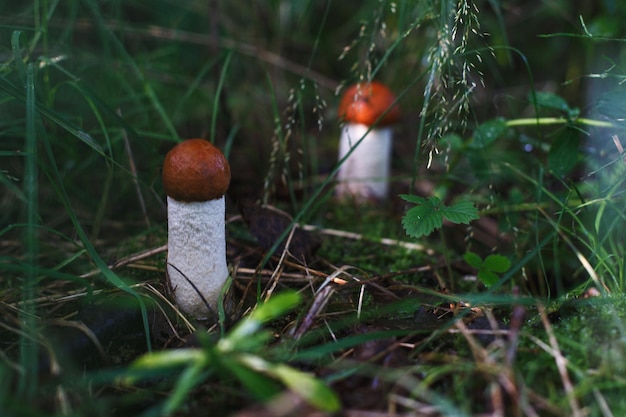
[18,62,38,398]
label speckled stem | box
[166,196,228,318]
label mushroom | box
[162,138,231,318]
[336,81,400,201]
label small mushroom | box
[162,138,231,318]
[336,81,400,201]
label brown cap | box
[338,81,400,127]
[162,139,231,202]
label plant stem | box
[505,117,614,128]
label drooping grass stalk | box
[67,85,115,241]
[210,50,233,145]
[412,0,483,186]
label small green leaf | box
[128,349,204,370]
[483,254,511,274]
[251,291,301,323]
[548,129,580,176]
[401,196,478,239]
[224,357,282,402]
[593,87,626,123]
[441,200,479,224]
[270,363,341,412]
[401,197,444,238]
[236,354,341,412]
[464,252,483,269]
[162,362,209,415]
[399,194,427,205]
[120,348,205,385]
[225,291,300,346]
[531,91,572,114]
[469,118,507,149]
[478,270,499,287]
[465,253,510,287]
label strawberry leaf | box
[469,118,507,149]
[441,200,479,224]
[478,270,500,287]
[483,254,511,274]
[401,196,444,239]
[464,252,483,269]
[401,195,479,239]
[399,194,428,205]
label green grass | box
[1,0,626,416]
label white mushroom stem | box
[166,196,228,318]
[336,123,393,200]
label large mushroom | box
[336,81,400,201]
[162,138,231,318]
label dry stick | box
[293,265,379,339]
[118,108,151,230]
[505,288,525,367]
[505,303,526,367]
[293,285,335,340]
[142,283,195,336]
[523,333,583,411]
[592,388,614,417]
[454,320,506,417]
[80,245,167,278]
[612,134,625,164]
[263,223,297,301]
[47,319,109,364]
[537,304,583,417]
[454,319,541,417]
[300,224,434,254]
[235,267,323,282]
[386,395,442,417]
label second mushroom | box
[336,81,400,201]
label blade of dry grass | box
[537,304,583,417]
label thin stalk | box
[505,117,614,129]
[210,51,233,144]
[19,63,38,398]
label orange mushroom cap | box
[338,81,400,127]
[162,139,231,202]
